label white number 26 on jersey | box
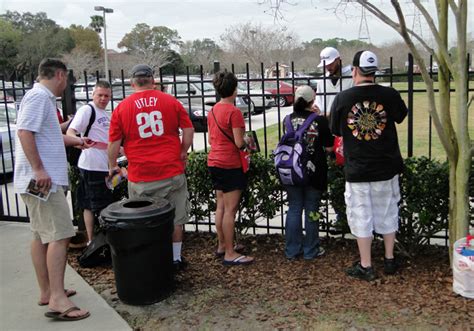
[137,111,163,138]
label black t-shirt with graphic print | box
[286,111,334,191]
[329,84,408,183]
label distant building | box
[265,64,290,78]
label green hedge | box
[71,153,452,255]
[328,156,450,256]
[186,152,284,234]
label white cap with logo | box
[317,47,340,68]
[352,50,379,74]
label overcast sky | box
[1,0,472,51]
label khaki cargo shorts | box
[21,188,75,244]
[128,174,190,226]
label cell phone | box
[244,130,260,153]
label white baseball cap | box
[295,85,315,103]
[352,50,379,74]
[317,47,340,68]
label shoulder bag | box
[210,109,250,173]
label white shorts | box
[344,175,400,238]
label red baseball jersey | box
[109,89,193,182]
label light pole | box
[249,30,257,68]
[286,36,293,73]
[94,6,113,81]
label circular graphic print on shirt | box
[347,100,387,140]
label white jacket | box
[314,65,354,116]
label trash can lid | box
[100,197,174,221]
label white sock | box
[173,242,182,262]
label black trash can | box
[100,197,175,305]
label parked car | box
[160,76,254,116]
[74,83,95,101]
[251,81,296,107]
[1,81,29,102]
[238,82,275,114]
[78,84,210,133]
[111,84,134,100]
[180,99,210,133]
[0,103,18,174]
[293,78,318,92]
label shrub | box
[398,157,449,254]
[186,152,284,234]
[238,153,285,233]
[327,160,350,234]
[68,166,82,224]
[68,165,128,224]
[186,152,216,223]
[327,157,450,256]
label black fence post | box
[213,61,220,103]
[62,70,76,118]
[407,53,414,157]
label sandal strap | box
[59,306,80,317]
[233,255,247,262]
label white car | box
[161,76,254,116]
[0,103,18,174]
[238,83,275,114]
[74,83,95,101]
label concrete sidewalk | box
[0,222,131,331]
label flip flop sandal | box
[38,289,77,306]
[222,255,254,266]
[45,306,90,321]
[215,244,246,258]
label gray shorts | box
[344,175,400,238]
[21,188,75,244]
[128,174,190,226]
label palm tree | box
[89,15,104,33]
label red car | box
[252,81,296,107]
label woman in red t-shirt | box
[208,70,254,266]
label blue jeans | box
[284,185,322,259]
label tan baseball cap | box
[295,85,315,103]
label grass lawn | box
[256,81,473,161]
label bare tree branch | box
[413,0,454,72]
[448,0,459,14]
[62,49,99,80]
[467,95,474,110]
[257,0,296,21]
[356,1,437,62]
[388,0,455,157]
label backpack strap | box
[84,104,96,137]
[295,112,318,140]
[64,104,96,136]
[283,115,294,134]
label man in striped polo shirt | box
[14,58,90,321]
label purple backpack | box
[274,113,318,186]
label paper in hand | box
[26,179,51,201]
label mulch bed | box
[68,231,472,330]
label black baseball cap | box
[130,64,154,77]
[352,50,379,74]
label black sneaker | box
[173,257,188,273]
[383,257,399,275]
[346,261,376,281]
